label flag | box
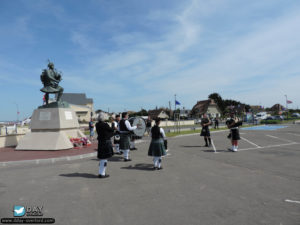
[286,100,293,104]
[175,100,181,105]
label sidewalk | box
[0,142,98,164]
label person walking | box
[148,118,167,170]
[214,116,219,129]
[96,112,114,178]
[89,118,95,141]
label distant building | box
[250,105,264,114]
[191,99,221,118]
[148,109,169,120]
[179,109,191,119]
[226,104,247,115]
[270,104,285,113]
[57,93,94,122]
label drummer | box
[119,112,138,161]
[111,114,121,155]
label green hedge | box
[260,120,281,124]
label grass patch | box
[165,124,258,138]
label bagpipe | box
[226,119,243,128]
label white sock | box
[153,157,158,167]
[157,157,162,168]
[153,157,160,167]
[115,144,120,153]
[130,141,135,148]
[123,149,130,159]
[99,159,107,175]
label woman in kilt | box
[96,112,114,178]
[148,118,167,170]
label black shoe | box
[124,158,132,162]
[157,167,163,170]
[153,167,158,170]
[98,174,109,178]
[115,152,122,155]
[204,144,209,147]
[130,147,138,150]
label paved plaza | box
[0,125,299,225]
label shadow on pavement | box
[59,173,98,179]
[121,163,155,171]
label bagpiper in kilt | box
[96,112,114,178]
[200,113,212,147]
[226,112,242,152]
[148,118,167,170]
[119,112,137,161]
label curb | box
[0,139,147,167]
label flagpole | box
[174,94,176,120]
[285,95,288,119]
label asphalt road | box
[0,125,299,225]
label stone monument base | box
[16,106,86,151]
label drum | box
[128,117,146,137]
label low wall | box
[0,134,26,148]
[160,120,195,127]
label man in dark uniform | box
[119,112,137,161]
[200,113,212,147]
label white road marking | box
[240,137,261,148]
[287,132,300,137]
[266,135,294,143]
[285,199,300,204]
[211,140,217,153]
[238,142,299,151]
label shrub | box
[260,120,280,124]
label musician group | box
[96,111,242,178]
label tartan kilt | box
[148,138,166,157]
[200,127,210,137]
[97,140,114,159]
[120,133,130,150]
[231,129,240,140]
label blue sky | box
[0,0,299,121]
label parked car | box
[291,113,300,118]
[274,115,284,120]
[265,116,275,120]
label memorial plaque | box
[39,111,51,121]
[65,111,73,120]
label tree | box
[208,93,225,112]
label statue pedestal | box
[16,107,85,150]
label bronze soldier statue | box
[40,62,64,105]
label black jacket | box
[96,121,114,141]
